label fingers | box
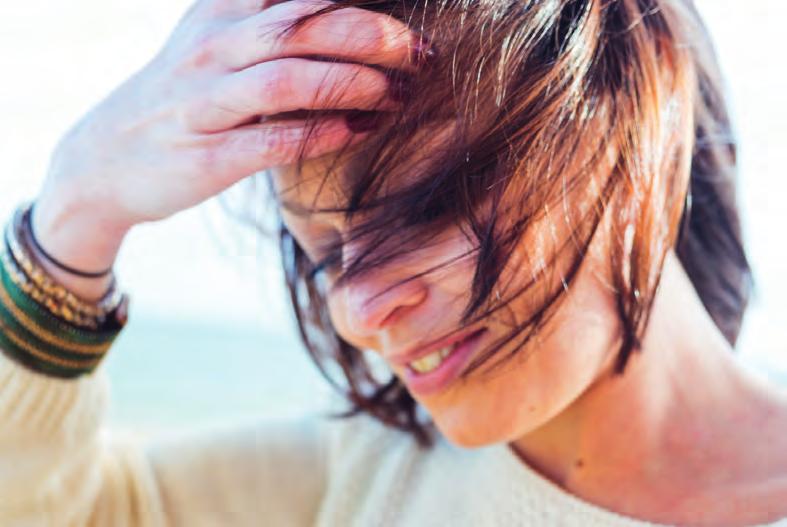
[195,117,367,186]
[189,0,268,20]
[185,58,395,133]
[212,0,422,71]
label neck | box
[508,251,774,514]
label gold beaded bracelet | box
[1,250,103,330]
[5,202,123,328]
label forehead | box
[268,154,354,216]
[268,122,460,216]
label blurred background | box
[0,1,784,437]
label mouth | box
[394,328,488,397]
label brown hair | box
[262,0,752,447]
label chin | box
[427,401,534,449]
[439,426,499,449]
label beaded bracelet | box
[0,202,129,378]
[5,201,124,326]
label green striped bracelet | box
[0,246,128,379]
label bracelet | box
[0,250,125,377]
[26,201,113,278]
[5,201,124,324]
[0,202,129,378]
[1,250,103,330]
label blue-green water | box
[104,315,337,434]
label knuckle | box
[259,128,288,158]
[185,30,222,70]
[199,127,299,172]
[257,62,295,100]
[179,95,210,132]
[193,140,222,175]
[260,126,299,162]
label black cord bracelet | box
[25,203,114,279]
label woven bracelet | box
[0,204,129,378]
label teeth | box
[409,345,454,374]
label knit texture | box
[0,353,785,527]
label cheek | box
[417,252,619,447]
[415,346,576,446]
[422,317,616,448]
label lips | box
[400,328,488,396]
[386,327,487,368]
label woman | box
[1,0,785,524]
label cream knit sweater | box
[1,353,785,527]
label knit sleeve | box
[0,353,331,527]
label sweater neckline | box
[483,442,672,526]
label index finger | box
[213,0,432,71]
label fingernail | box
[345,110,383,133]
[387,72,414,103]
[411,33,436,66]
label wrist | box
[29,193,131,301]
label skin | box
[28,0,787,524]
[270,150,787,526]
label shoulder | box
[311,411,433,514]
[320,410,428,467]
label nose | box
[342,271,428,336]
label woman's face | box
[269,146,622,448]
